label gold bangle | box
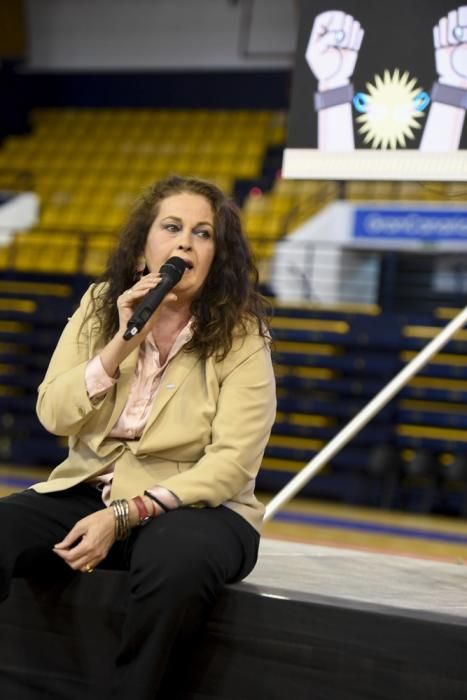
[111,499,131,540]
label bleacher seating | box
[0,273,86,466]
[0,107,288,274]
[0,107,285,221]
[265,303,467,514]
[242,179,339,280]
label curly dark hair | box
[88,174,270,359]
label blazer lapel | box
[140,351,200,439]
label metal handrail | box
[264,304,467,521]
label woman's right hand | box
[116,272,168,333]
[98,272,178,377]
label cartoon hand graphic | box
[305,11,364,90]
[433,5,467,87]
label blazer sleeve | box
[157,332,277,507]
[36,284,110,436]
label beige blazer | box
[32,285,277,532]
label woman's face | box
[144,192,216,304]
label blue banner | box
[353,208,467,242]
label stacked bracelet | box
[111,499,131,540]
[132,494,155,524]
[144,490,170,513]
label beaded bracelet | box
[111,498,131,540]
[144,490,170,513]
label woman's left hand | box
[53,508,116,573]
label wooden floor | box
[1,464,467,564]
[260,494,467,563]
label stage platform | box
[248,538,467,616]
[1,538,466,699]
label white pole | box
[264,305,467,522]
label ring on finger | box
[85,564,94,573]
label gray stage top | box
[244,539,467,620]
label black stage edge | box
[1,539,467,699]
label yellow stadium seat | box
[11,233,81,274]
[83,236,116,277]
[0,107,290,253]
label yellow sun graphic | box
[354,69,428,150]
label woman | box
[0,175,276,698]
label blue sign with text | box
[353,208,467,242]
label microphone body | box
[123,256,188,340]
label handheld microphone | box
[123,256,188,340]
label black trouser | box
[0,485,259,699]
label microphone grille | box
[160,256,188,282]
